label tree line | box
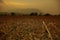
[0,12,60,16]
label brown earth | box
[0,16,60,40]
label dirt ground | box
[0,16,60,40]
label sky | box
[0,0,60,15]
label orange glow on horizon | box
[4,1,27,6]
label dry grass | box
[0,16,60,40]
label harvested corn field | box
[0,16,60,40]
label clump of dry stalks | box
[43,21,53,40]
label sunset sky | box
[0,0,60,15]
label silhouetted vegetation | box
[0,13,7,16]
[30,12,38,16]
[30,13,34,16]
[11,12,15,16]
[0,12,60,16]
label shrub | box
[30,12,38,16]
[11,12,15,16]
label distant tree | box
[11,12,15,16]
[34,12,38,16]
[30,12,38,16]
[30,12,34,16]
